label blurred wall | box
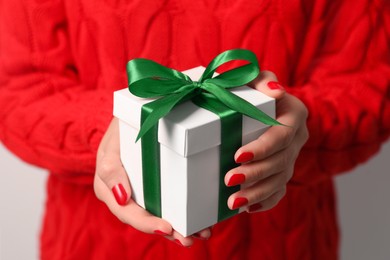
[0,141,389,260]
[336,141,390,260]
[0,143,47,260]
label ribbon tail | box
[204,84,282,127]
[136,88,197,142]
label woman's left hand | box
[225,71,309,212]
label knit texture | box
[1,0,390,259]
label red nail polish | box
[248,203,263,212]
[232,197,248,209]
[154,230,169,236]
[227,174,246,186]
[236,152,254,164]
[112,183,127,206]
[267,81,285,90]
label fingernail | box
[227,173,246,186]
[235,152,254,164]
[232,197,248,210]
[267,81,285,90]
[154,230,170,236]
[248,203,263,212]
[112,183,127,206]
[174,239,190,248]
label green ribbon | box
[127,49,280,219]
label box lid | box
[113,66,275,157]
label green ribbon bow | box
[127,49,280,219]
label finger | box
[247,187,287,213]
[167,230,194,248]
[97,117,121,157]
[94,175,173,236]
[227,169,292,210]
[96,153,132,206]
[165,228,212,247]
[235,125,296,164]
[192,227,212,241]
[235,96,305,163]
[96,118,132,206]
[247,70,285,99]
[226,145,297,186]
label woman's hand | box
[225,71,309,212]
[94,118,211,247]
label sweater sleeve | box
[0,0,112,183]
[288,0,390,185]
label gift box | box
[114,65,275,236]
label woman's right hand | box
[93,117,211,247]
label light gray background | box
[0,141,389,260]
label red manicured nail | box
[154,230,170,236]
[248,203,263,212]
[227,174,246,186]
[267,81,285,90]
[232,197,248,209]
[236,152,254,164]
[112,183,127,206]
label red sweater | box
[1,0,389,259]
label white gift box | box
[113,66,275,236]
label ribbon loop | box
[199,49,259,84]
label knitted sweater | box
[1,0,389,259]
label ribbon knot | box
[174,83,199,94]
[127,49,281,142]
[193,81,203,89]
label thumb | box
[248,70,286,100]
[95,118,132,206]
[98,154,132,206]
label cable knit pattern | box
[1,0,389,259]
